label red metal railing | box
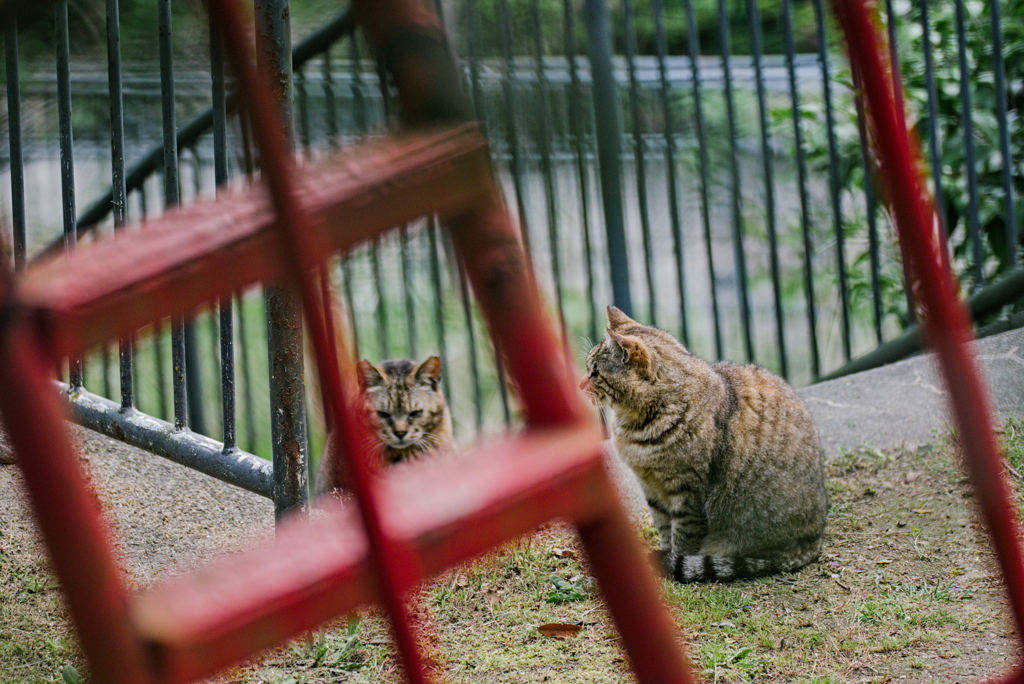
[1,0,1022,682]
[3,0,694,682]
[833,2,1024,679]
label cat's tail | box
[662,544,820,583]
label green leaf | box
[729,646,754,663]
[61,665,81,684]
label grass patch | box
[4,424,1023,682]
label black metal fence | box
[1,0,1021,510]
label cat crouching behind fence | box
[580,306,827,583]
[313,355,455,498]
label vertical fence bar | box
[812,0,851,361]
[56,0,82,389]
[370,238,390,359]
[684,0,722,360]
[465,0,512,426]
[137,185,171,421]
[255,0,309,518]
[497,0,533,256]
[460,0,481,118]
[562,0,599,344]
[210,14,238,451]
[400,225,417,359]
[296,66,311,154]
[623,0,656,326]
[585,0,632,316]
[236,292,258,452]
[5,21,25,272]
[782,0,820,378]
[322,49,338,145]
[882,0,904,131]
[883,0,918,326]
[457,259,482,433]
[851,63,884,344]
[747,0,787,377]
[350,38,368,134]
[100,346,113,400]
[158,0,189,429]
[367,39,395,364]
[716,0,754,362]
[918,0,945,233]
[427,219,452,405]
[989,0,1017,266]
[107,0,134,409]
[953,0,982,289]
[653,0,687,347]
[339,257,360,350]
[530,0,568,335]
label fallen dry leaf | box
[538,622,582,639]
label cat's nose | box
[579,376,592,392]
[393,429,408,439]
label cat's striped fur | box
[580,306,827,583]
[314,356,454,497]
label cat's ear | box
[606,328,650,370]
[357,359,386,391]
[412,355,442,389]
[607,305,638,330]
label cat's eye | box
[408,410,422,419]
[376,411,391,421]
[589,368,599,379]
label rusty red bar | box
[446,149,695,684]
[18,127,491,361]
[448,197,585,429]
[132,424,609,683]
[833,0,1024,669]
[200,0,430,680]
[0,277,152,683]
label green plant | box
[894,0,1024,283]
[791,0,1023,311]
[545,574,588,604]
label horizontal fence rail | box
[0,0,1020,505]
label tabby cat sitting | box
[580,306,827,583]
[314,355,454,497]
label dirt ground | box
[0,426,1021,683]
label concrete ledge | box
[797,326,1024,456]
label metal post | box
[812,0,851,361]
[748,0,787,376]
[653,0,687,347]
[782,0,820,377]
[107,0,134,410]
[496,0,532,256]
[5,21,25,272]
[530,0,568,334]
[56,0,82,389]
[953,0,982,289]
[717,0,754,362]
[158,0,190,430]
[684,0,722,359]
[210,9,238,452]
[562,0,599,344]
[623,0,656,326]
[255,0,308,519]
[584,0,632,317]
[989,0,1018,265]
